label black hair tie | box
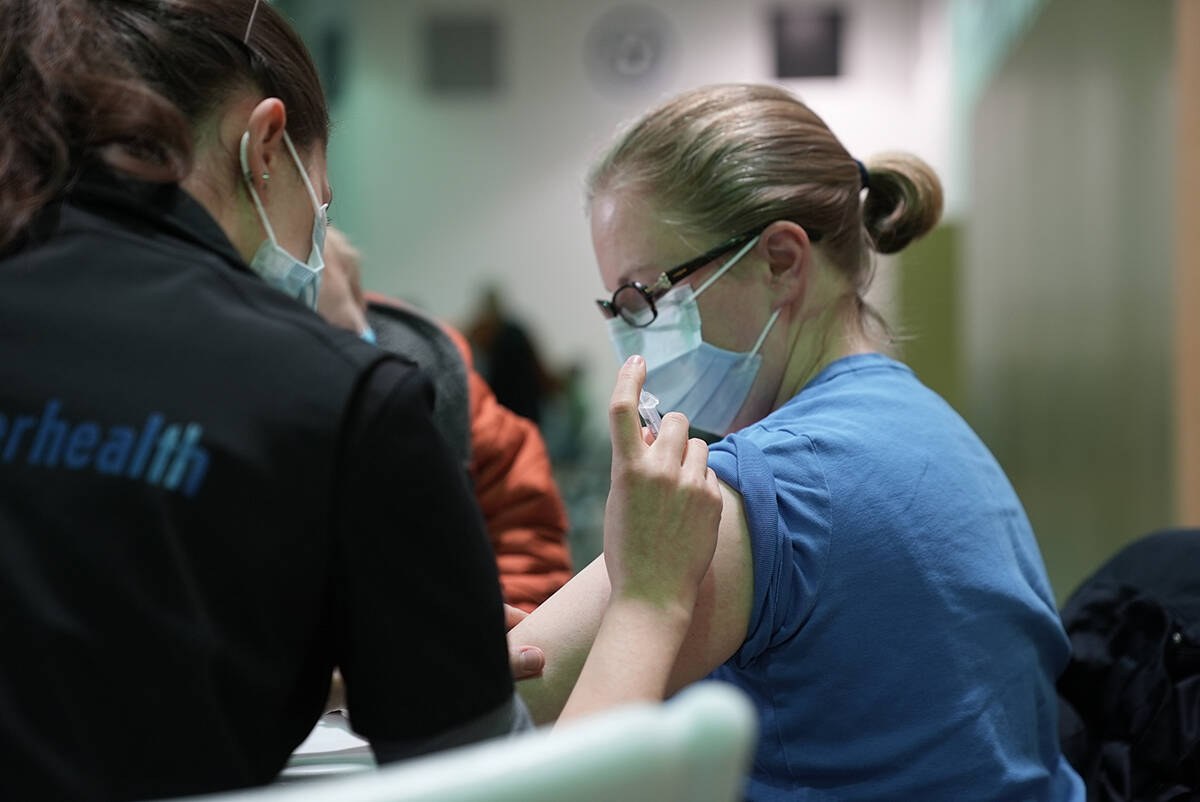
[855,159,870,191]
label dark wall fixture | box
[773,6,843,78]
[424,15,503,95]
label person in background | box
[319,228,572,611]
[0,1,720,799]
[510,84,1086,801]
[464,286,555,424]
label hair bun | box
[861,152,943,254]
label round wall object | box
[585,5,675,91]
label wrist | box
[603,592,696,644]
[608,569,702,616]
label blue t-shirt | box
[706,354,1084,801]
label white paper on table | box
[281,711,375,780]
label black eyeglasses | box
[596,222,821,327]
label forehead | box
[590,191,702,290]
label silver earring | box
[261,173,270,181]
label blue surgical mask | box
[607,235,780,435]
[239,131,327,310]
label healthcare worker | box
[0,2,720,799]
[511,84,1086,801]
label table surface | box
[279,712,374,783]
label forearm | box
[510,556,610,725]
[510,503,752,726]
[557,596,692,724]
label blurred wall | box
[1177,0,1200,527]
[964,0,1174,600]
[287,0,956,436]
[948,0,1049,219]
[898,224,964,415]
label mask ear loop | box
[693,234,761,299]
[689,231,780,357]
[242,1,326,252]
[280,131,325,215]
[240,131,279,245]
[242,130,327,235]
[748,309,781,357]
[280,131,328,274]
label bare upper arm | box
[511,478,754,722]
[666,478,754,692]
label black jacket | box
[1057,529,1200,802]
[0,169,512,800]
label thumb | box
[510,645,545,680]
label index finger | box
[609,355,647,458]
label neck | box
[181,168,260,264]
[772,293,883,409]
[179,107,266,265]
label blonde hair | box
[587,84,943,328]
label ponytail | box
[861,153,944,255]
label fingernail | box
[519,648,543,673]
[626,354,644,367]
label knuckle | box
[620,458,657,484]
[609,399,636,418]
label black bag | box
[1058,529,1200,802]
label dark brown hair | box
[588,84,943,330]
[0,0,329,252]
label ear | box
[758,221,812,307]
[239,98,288,196]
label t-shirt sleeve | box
[708,430,832,666]
[332,357,513,743]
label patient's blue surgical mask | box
[607,235,779,435]
[239,131,327,310]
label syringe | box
[638,389,663,436]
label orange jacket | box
[365,293,571,610]
[443,325,572,610]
